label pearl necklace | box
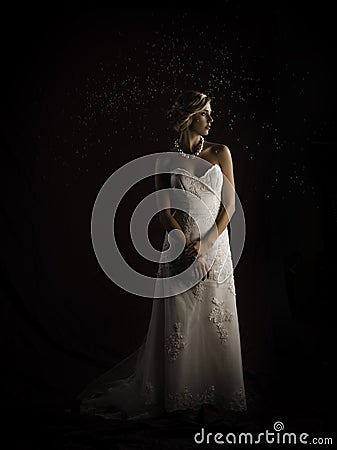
[174,136,204,159]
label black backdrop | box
[1,2,335,446]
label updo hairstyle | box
[166,90,211,132]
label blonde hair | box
[167,90,211,132]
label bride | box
[77,90,247,420]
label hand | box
[192,255,210,280]
[184,239,210,259]
[185,239,200,258]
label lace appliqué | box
[208,297,234,343]
[180,176,211,200]
[167,385,215,411]
[176,211,195,237]
[191,280,205,302]
[226,275,236,296]
[207,238,231,282]
[229,387,247,411]
[142,382,155,405]
[165,322,186,362]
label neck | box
[179,131,201,153]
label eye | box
[200,111,212,118]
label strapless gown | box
[77,162,247,420]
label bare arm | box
[154,161,190,247]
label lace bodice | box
[157,163,233,284]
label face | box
[189,101,213,135]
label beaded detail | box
[226,275,236,296]
[191,280,206,302]
[229,387,247,411]
[167,384,215,411]
[165,322,186,362]
[208,297,234,343]
[176,211,196,236]
[174,136,204,159]
[143,382,155,405]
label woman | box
[77,90,246,421]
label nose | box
[208,115,213,123]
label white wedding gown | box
[77,162,246,420]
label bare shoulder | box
[204,141,232,165]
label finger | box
[194,262,202,280]
[200,263,208,278]
[185,244,195,252]
[186,249,197,257]
[202,263,209,278]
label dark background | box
[1,3,336,448]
